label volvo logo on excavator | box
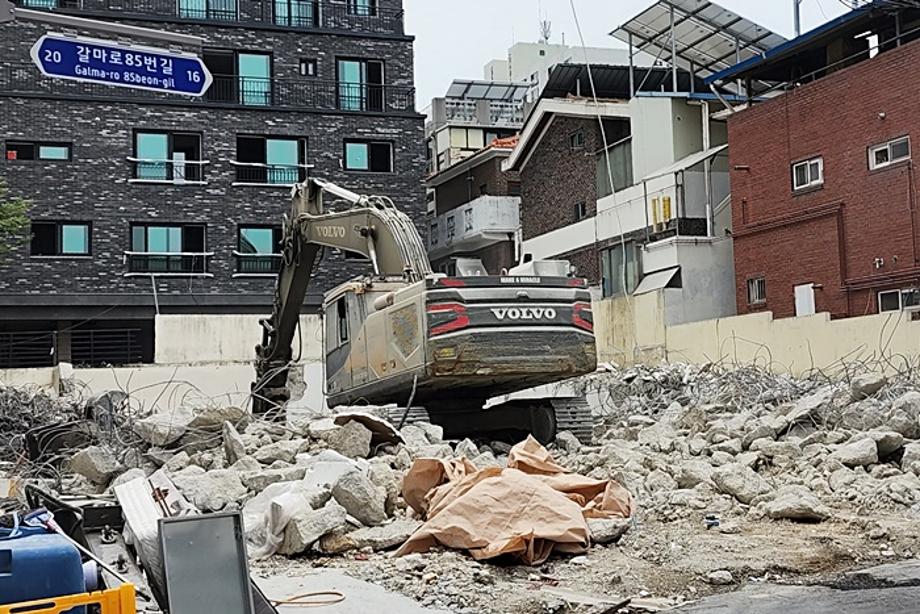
[490,307,557,321]
[315,225,346,238]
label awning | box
[634,267,680,295]
[642,143,728,182]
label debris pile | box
[3,362,920,613]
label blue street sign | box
[30,33,212,96]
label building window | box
[177,0,236,20]
[6,141,72,161]
[344,140,392,172]
[30,222,90,256]
[347,0,377,16]
[879,288,920,313]
[792,157,823,191]
[601,244,639,298]
[299,58,317,77]
[574,201,588,221]
[597,137,634,198]
[747,277,767,305]
[274,0,317,27]
[132,131,203,183]
[236,226,282,274]
[869,136,910,170]
[235,136,308,185]
[203,50,271,106]
[337,59,384,112]
[128,223,207,274]
[430,222,439,246]
[507,181,521,196]
[570,131,585,151]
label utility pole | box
[793,0,803,37]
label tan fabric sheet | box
[396,436,633,565]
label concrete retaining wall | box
[593,294,920,376]
[155,314,324,364]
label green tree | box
[0,181,29,257]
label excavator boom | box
[251,178,430,414]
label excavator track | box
[384,397,595,445]
[550,397,595,444]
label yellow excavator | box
[251,178,597,443]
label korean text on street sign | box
[30,33,212,96]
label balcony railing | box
[71,328,144,367]
[128,158,209,183]
[234,252,282,274]
[11,0,405,35]
[125,251,212,275]
[1,64,416,113]
[231,162,310,186]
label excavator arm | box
[251,178,431,414]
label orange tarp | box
[396,436,633,565]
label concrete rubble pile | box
[0,385,83,463]
[6,362,920,612]
[562,364,920,524]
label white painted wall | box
[155,314,323,364]
[659,238,736,326]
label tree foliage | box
[0,181,30,257]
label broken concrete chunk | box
[828,466,857,492]
[164,451,191,472]
[858,431,905,458]
[69,446,122,484]
[331,469,388,526]
[706,570,734,585]
[223,421,247,465]
[253,439,306,464]
[399,425,430,450]
[133,408,193,447]
[348,518,423,551]
[901,443,920,472]
[324,420,373,459]
[417,422,444,444]
[454,438,479,459]
[471,451,499,469]
[830,438,878,467]
[850,374,887,401]
[231,455,263,472]
[307,418,338,440]
[711,463,772,504]
[765,485,830,521]
[190,405,249,431]
[587,517,630,544]
[279,499,348,556]
[645,469,677,493]
[555,430,582,454]
[675,460,714,489]
[172,468,247,512]
[240,466,307,492]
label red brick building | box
[710,5,920,319]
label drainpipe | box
[643,179,650,244]
[702,100,713,237]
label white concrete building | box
[503,64,735,328]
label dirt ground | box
[254,505,920,613]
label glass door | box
[238,53,271,106]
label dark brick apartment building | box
[0,0,425,366]
[709,3,920,319]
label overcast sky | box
[404,0,850,107]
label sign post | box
[30,33,212,96]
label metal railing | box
[125,251,211,274]
[0,331,55,368]
[128,158,208,183]
[71,328,143,366]
[232,162,306,185]
[11,0,405,34]
[235,252,282,274]
[1,65,416,113]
